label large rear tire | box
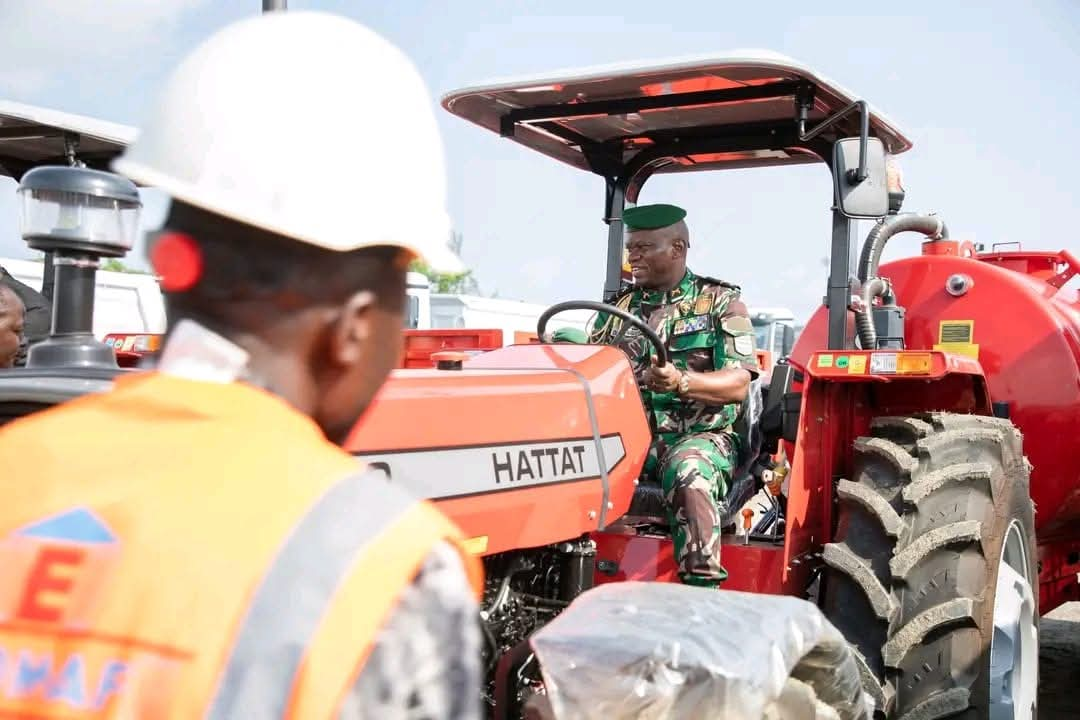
[821,412,1039,719]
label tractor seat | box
[623,376,765,531]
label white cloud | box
[0,0,211,97]
[0,0,211,46]
[0,68,50,97]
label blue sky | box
[1,0,1076,320]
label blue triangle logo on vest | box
[16,507,117,544]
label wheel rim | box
[988,520,1038,720]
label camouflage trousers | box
[644,431,737,587]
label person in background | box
[0,284,25,368]
[0,262,50,365]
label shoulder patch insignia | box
[672,314,711,336]
[721,315,754,334]
[734,335,755,356]
[696,275,740,292]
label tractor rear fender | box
[779,350,991,581]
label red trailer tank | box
[792,245,1080,605]
[794,246,1080,536]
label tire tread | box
[821,413,1036,719]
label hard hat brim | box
[113,156,465,274]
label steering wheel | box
[536,300,669,367]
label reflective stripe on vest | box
[205,467,414,719]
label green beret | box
[551,327,588,344]
[622,203,686,231]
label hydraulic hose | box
[858,213,949,283]
[855,213,948,349]
[855,277,891,349]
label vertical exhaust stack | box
[17,166,142,369]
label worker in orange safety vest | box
[0,10,483,719]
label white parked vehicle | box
[428,293,592,343]
[404,272,592,343]
[749,306,799,362]
[0,256,166,339]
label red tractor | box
[347,51,1080,718]
[2,51,1076,720]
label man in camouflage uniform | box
[587,203,759,587]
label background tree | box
[100,258,146,274]
[29,252,147,275]
[408,230,481,294]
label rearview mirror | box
[833,136,888,219]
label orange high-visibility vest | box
[0,371,483,718]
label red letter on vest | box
[16,546,85,622]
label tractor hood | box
[442,49,912,178]
[0,100,135,181]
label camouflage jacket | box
[588,269,759,436]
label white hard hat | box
[113,10,461,272]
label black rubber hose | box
[858,213,949,283]
[856,277,890,349]
[855,213,947,348]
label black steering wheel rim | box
[537,300,668,367]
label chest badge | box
[672,315,711,336]
[694,292,714,315]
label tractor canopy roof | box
[442,50,912,180]
[0,99,135,181]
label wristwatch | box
[677,371,690,396]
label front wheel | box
[821,412,1039,719]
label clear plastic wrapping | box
[527,582,873,720]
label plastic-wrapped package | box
[527,582,873,720]
[742,375,764,444]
